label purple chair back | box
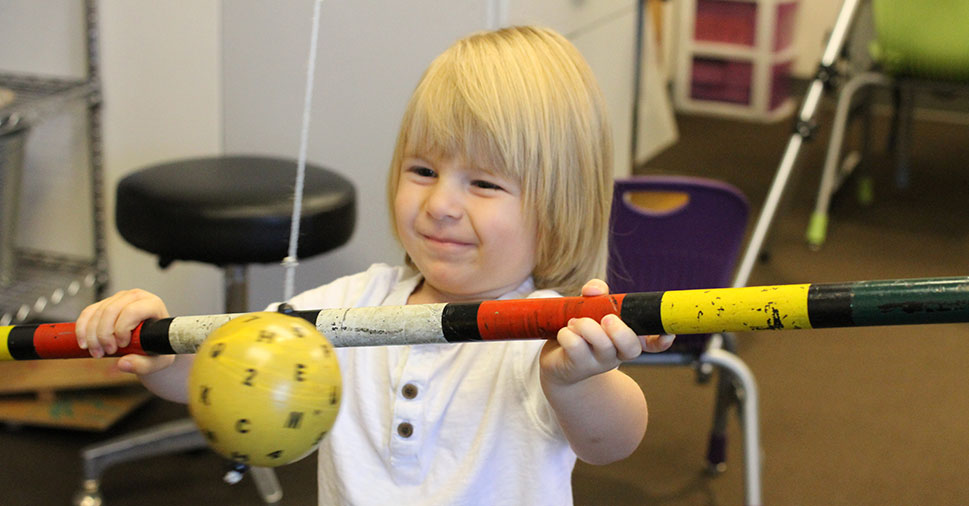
[608,176,749,354]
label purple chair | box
[608,175,761,504]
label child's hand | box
[540,279,674,386]
[75,289,175,375]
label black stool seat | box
[116,155,355,266]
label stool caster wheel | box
[73,480,103,506]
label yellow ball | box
[188,311,341,467]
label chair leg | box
[806,72,893,249]
[893,84,915,189]
[705,367,737,474]
[73,419,207,506]
[702,348,762,506]
[703,333,739,474]
[855,90,876,206]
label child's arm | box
[539,279,674,465]
[75,289,191,403]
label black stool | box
[116,155,355,310]
[73,155,355,505]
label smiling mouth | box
[421,234,472,247]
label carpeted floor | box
[572,105,969,505]
[1,101,968,505]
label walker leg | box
[893,83,915,189]
[733,0,866,287]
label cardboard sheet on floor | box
[0,358,149,430]
[0,386,151,431]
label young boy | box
[76,26,673,505]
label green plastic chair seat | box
[870,0,969,81]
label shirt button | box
[397,422,414,438]
[401,383,418,399]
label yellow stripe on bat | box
[660,284,813,334]
[0,326,12,361]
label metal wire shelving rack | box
[0,0,107,325]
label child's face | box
[394,152,538,302]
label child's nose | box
[424,181,463,220]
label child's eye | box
[408,166,436,178]
[472,180,504,191]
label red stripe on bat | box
[477,294,627,340]
[33,322,148,359]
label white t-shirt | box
[278,263,576,505]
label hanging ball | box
[188,311,341,467]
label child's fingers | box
[568,317,621,364]
[92,290,146,355]
[76,298,116,350]
[600,314,643,361]
[555,324,588,358]
[79,294,121,356]
[117,354,175,375]
[75,300,102,350]
[641,334,675,353]
[76,289,166,358]
[114,293,169,348]
[580,278,609,297]
[555,323,605,372]
[80,301,110,357]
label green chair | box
[806,0,969,249]
[870,0,969,82]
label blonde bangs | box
[399,58,516,182]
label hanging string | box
[283,0,324,301]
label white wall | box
[222,0,491,310]
[98,1,224,317]
[792,0,846,77]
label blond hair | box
[387,26,613,295]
